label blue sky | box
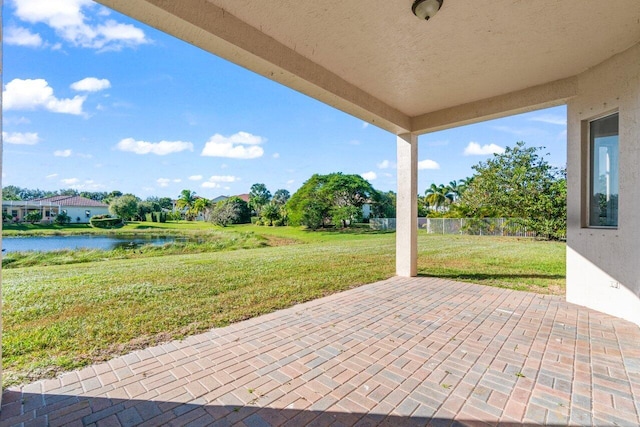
[2,0,567,200]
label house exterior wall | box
[566,42,640,326]
[63,206,110,224]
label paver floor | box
[2,277,640,426]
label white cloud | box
[157,178,171,188]
[418,159,440,170]
[10,0,149,51]
[201,182,221,189]
[173,179,182,183]
[3,78,86,115]
[377,160,392,169]
[189,175,203,181]
[76,152,93,158]
[70,77,111,92]
[46,173,58,179]
[54,149,73,157]
[3,131,40,145]
[529,114,566,126]
[463,142,505,156]
[61,177,79,184]
[116,138,194,155]
[361,122,369,129]
[201,132,265,159]
[287,179,295,185]
[348,140,361,146]
[5,26,43,47]
[209,175,238,183]
[202,175,240,188]
[272,152,280,159]
[361,171,377,181]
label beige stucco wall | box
[566,41,640,326]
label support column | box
[396,133,418,277]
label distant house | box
[2,196,109,224]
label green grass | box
[1,224,565,386]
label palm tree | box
[425,183,450,211]
[446,180,461,202]
[192,197,210,220]
[176,189,197,220]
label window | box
[589,113,619,227]
[86,210,91,218]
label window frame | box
[585,111,619,229]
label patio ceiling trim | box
[97,0,412,134]
[411,75,578,134]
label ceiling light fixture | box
[412,0,443,20]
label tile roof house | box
[2,196,110,224]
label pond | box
[2,235,185,253]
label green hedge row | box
[90,216,124,228]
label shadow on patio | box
[2,277,639,426]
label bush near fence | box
[370,218,536,237]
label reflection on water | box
[2,235,188,253]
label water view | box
[2,235,184,253]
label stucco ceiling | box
[97,0,640,133]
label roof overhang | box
[96,0,640,134]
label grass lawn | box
[1,224,565,386]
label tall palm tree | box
[176,189,197,220]
[446,180,461,202]
[425,183,450,211]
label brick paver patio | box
[2,277,640,426]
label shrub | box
[90,216,124,228]
[25,211,43,224]
[2,212,13,222]
[54,212,71,225]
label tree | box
[192,198,210,219]
[176,189,197,220]
[210,196,251,226]
[103,190,123,205]
[425,183,451,211]
[371,191,396,218]
[109,194,140,221]
[137,200,160,221]
[272,189,291,206]
[459,141,566,239]
[287,173,375,228]
[249,183,272,216]
[261,203,281,226]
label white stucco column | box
[396,133,418,277]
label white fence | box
[370,218,536,237]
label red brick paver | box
[2,277,640,426]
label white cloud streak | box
[3,78,86,115]
[201,132,265,159]
[463,142,505,156]
[116,138,194,155]
[201,175,239,189]
[361,171,377,181]
[70,77,111,92]
[189,175,203,181]
[10,0,149,51]
[417,159,440,170]
[5,26,43,47]
[54,149,73,157]
[3,131,40,145]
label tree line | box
[3,141,566,239]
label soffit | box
[210,0,640,117]
[97,0,640,132]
